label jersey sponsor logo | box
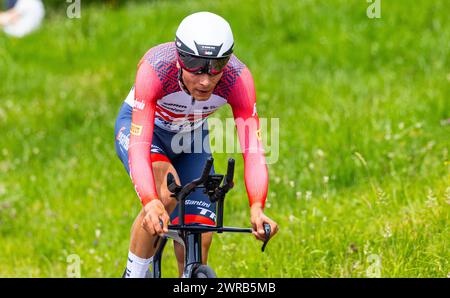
[150,144,164,154]
[155,115,207,132]
[197,207,216,221]
[161,102,187,109]
[116,126,129,150]
[133,98,145,110]
[185,200,211,208]
[202,105,218,110]
[130,123,143,136]
[160,102,187,113]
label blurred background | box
[0,0,448,277]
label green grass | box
[0,0,448,277]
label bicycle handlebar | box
[199,157,213,183]
[225,158,234,185]
[261,223,271,252]
[165,157,272,252]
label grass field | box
[0,0,448,277]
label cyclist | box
[114,11,278,278]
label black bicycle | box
[147,157,271,278]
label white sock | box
[125,251,153,278]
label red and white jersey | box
[125,87,227,132]
[127,42,268,208]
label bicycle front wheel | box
[192,265,217,278]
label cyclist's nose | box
[198,74,212,87]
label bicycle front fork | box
[181,232,203,278]
[152,232,203,278]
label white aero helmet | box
[175,12,234,59]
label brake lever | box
[261,223,271,252]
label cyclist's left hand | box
[250,202,278,241]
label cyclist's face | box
[178,63,223,101]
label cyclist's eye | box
[193,69,206,75]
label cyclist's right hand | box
[142,200,170,237]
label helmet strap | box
[177,68,191,95]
